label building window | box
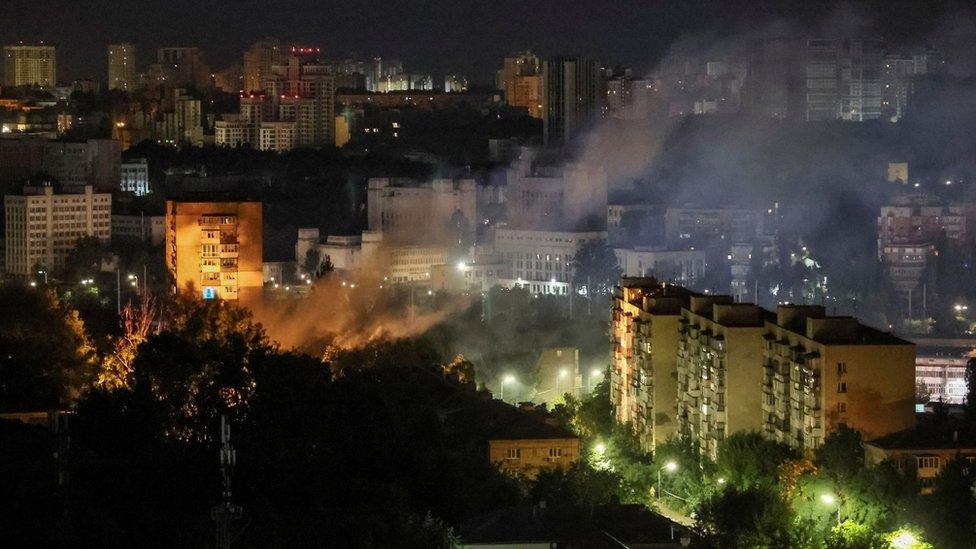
[837,362,847,374]
[838,382,847,393]
[917,456,940,469]
[549,447,562,459]
[506,448,521,460]
[837,402,846,413]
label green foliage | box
[825,520,886,549]
[918,456,976,549]
[815,425,865,481]
[572,241,622,297]
[0,285,97,410]
[695,485,794,548]
[714,432,798,490]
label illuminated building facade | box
[611,277,917,455]
[165,198,263,303]
[611,279,695,450]
[498,51,543,118]
[676,296,767,460]
[3,44,56,88]
[761,305,916,452]
[107,43,136,91]
[4,185,111,276]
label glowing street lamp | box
[716,477,726,486]
[889,530,918,549]
[500,374,515,402]
[657,460,678,498]
[820,493,841,524]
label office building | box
[761,305,915,451]
[611,279,696,449]
[543,57,602,146]
[4,185,111,276]
[3,44,56,88]
[41,139,121,192]
[614,247,707,288]
[804,39,883,122]
[107,43,137,91]
[120,159,150,195]
[494,228,605,296]
[165,198,263,302]
[258,121,296,152]
[506,148,608,232]
[366,176,477,245]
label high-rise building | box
[265,49,336,147]
[4,185,111,276]
[3,44,56,88]
[498,52,543,118]
[543,57,602,146]
[804,39,883,122]
[611,278,917,455]
[761,305,915,451]
[243,39,283,93]
[165,198,263,303]
[676,296,768,460]
[41,139,121,192]
[611,279,697,449]
[107,43,137,91]
[151,47,210,89]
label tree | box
[302,247,322,278]
[714,432,798,490]
[825,520,886,549]
[695,485,793,548]
[99,294,158,390]
[572,241,622,297]
[0,285,96,410]
[62,236,111,281]
[815,425,864,481]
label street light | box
[657,461,678,498]
[820,493,841,525]
[716,477,726,485]
[500,374,515,402]
[889,530,918,549]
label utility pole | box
[116,269,121,315]
[212,415,242,549]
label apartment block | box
[4,185,111,276]
[611,279,696,449]
[761,305,915,451]
[676,296,768,459]
[165,198,263,303]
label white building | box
[915,351,970,405]
[614,247,707,288]
[120,159,150,195]
[214,117,254,148]
[4,185,111,276]
[494,228,606,296]
[258,121,296,152]
[367,177,477,245]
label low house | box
[864,420,976,494]
[488,403,580,479]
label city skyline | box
[0,0,966,84]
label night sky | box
[0,0,960,83]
